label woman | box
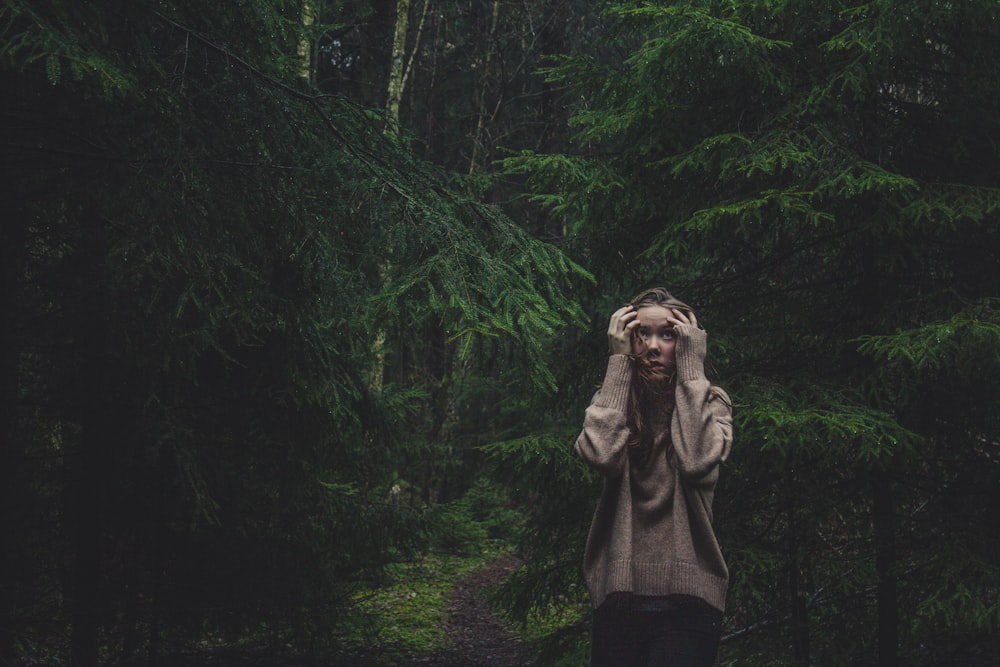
[575,288,733,667]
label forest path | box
[332,552,533,667]
[425,551,531,667]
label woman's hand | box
[607,305,639,355]
[665,308,699,331]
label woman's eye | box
[638,330,651,340]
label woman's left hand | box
[666,308,699,330]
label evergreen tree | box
[0,0,588,663]
[498,1,1000,665]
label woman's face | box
[631,305,677,379]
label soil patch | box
[333,553,532,667]
[426,552,530,666]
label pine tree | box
[498,1,1000,664]
[0,0,589,663]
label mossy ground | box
[337,547,504,659]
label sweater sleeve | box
[574,354,634,478]
[670,324,734,482]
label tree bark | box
[787,492,810,666]
[358,0,394,106]
[468,0,501,177]
[385,0,430,127]
[297,0,317,83]
[385,0,412,126]
[373,0,412,390]
[0,188,24,667]
[376,0,430,391]
[69,206,109,667]
[872,468,899,667]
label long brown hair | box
[626,288,692,465]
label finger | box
[687,310,699,329]
[671,308,696,327]
[611,304,635,321]
[664,308,686,325]
[607,309,637,348]
[611,307,637,329]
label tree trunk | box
[373,0,412,389]
[385,0,411,127]
[358,0,394,106]
[147,492,166,667]
[297,0,317,83]
[533,5,570,240]
[872,468,899,667]
[376,0,430,391]
[0,191,24,667]
[787,492,810,666]
[468,0,501,177]
[859,213,898,667]
[422,6,445,163]
[386,0,430,127]
[69,207,109,667]
[426,317,456,501]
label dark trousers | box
[590,595,722,667]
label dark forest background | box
[1,1,998,666]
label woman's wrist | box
[596,354,633,411]
[674,324,707,382]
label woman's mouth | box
[647,360,675,375]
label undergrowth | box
[334,478,525,662]
[338,548,503,660]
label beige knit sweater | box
[574,323,733,612]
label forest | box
[1,1,998,666]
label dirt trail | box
[332,553,532,667]
[426,552,531,666]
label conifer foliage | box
[2,1,999,665]
[0,1,587,664]
[499,1,1000,665]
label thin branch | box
[401,0,430,96]
[1,142,306,171]
[148,9,520,245]
[150,10,424,204]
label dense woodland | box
[1,1,998,666]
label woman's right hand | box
[607,305,639,355]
